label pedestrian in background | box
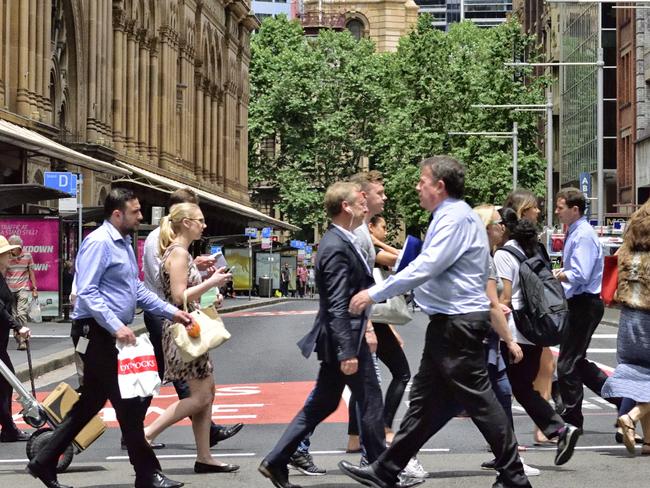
[280,263,291,297]
[27,188,192,488]
[143,202,238,474]
[341,155,530,488]
[142,188,244,450]
[259,181,385,488]
[495,207,579,467]
[502,190,558,446]
[0,235,31,443]
[6,235,37,350]
[553,188,615,432]
[602,198,650,455]
[296,264,308,298]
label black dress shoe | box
[27,462,72,488]
[258,460,302,488]
[134,471,184,488]
[121,438,166,450]
[209,422,244,447]
[194,461,239,473]
[338,460,394,488]
[0,429,30,442]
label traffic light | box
[271,235,279,243]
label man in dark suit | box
[258,181,386,488]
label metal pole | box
[248,236,252,301]
[546,89,554,229]
[597,50,604,226]
[78,173,83,250]
[269,235,273,298]
[512,121,518,189]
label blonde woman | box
[144,203,238,474]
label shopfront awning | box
[0,184,73,210]
[115,161,299,232]
[0,120,130,176]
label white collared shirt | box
[332,224,372,274]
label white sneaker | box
[521,458,540,476]
[401,457,428,479]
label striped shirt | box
[6,252,34,292]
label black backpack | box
[502,245,569,346]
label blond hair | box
[503,189,538,219]
[324,182,361,218]
[158,202,200,256]
[473,204,496,229]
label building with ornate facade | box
[0,0,294,234]
[300,0,419,52]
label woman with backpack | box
[494,207,580,467]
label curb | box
[14,297,300,382]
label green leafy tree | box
[249,15,548,236]
[249,16,386,233]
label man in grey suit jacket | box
[258,181,386,488]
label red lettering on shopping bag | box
[118,355,158,375]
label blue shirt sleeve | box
[136,280,178,319]
[74,238,124,334]
[368,218,470,303]
[563,234,598,286]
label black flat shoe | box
[121,438,166,450]
[210,422,244,447]
[194,461,239,473]
[0,429,30,442]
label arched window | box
[346,19,364,41]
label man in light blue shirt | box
[29,188,192,488]
[554,188,613,431]
[340,156,530,488]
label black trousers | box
[507,343,564,438]
[0,328,19,433]
[31,319,161,480]
[558,293,609,428]
[266,340,385,466]
[348,322,411,434]
[373,312,529,487]
[144,311,221,435]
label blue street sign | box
[44,171,77,196]
[306,246,312,255]
[261,227,272,238]
[290,240,297,248]
[579,172,591,218]
[210,245,222,255]
[297,241,306,250]
[244,227,258,238]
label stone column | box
[194,72,204,178]
[211,93,218,183]
[126,21,137,152]
[158,30,171,168]
[203,85,211,181]
[0,0,5,106]
[138,30,149,155]
[28,0,37,112]
[34,0,43,114]
[148,37,159,162]
[42,0,52,120]
[17,0,30,116]
[112,9,126,152]
[87,0,98,140]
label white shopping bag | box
[116,334,161,399]
[28,298,42,323]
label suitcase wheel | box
[26,427,74,473]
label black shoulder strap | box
[501,245,527,263]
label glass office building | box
[415,0,512,30]
[559,3,616,205]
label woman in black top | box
[0,235,31,442]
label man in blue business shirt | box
[28,189,193,488]
[553,188,612,431]
[340,156,531,488]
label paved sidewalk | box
[6,296,304,382]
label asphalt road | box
[1,300,649,487]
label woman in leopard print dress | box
[143,202,238,474]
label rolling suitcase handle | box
[25,338,37,398]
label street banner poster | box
[224,249,251,290]
[0,218,60,317]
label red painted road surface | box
[12,381,348,428]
